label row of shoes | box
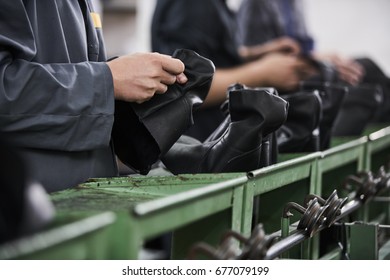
[0,49,383,245]
[113,49,290,175]
[113,49,383,176]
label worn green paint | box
[53,174,247,260]
[3,126,390,260]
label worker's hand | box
[254,53,315,92]
[267,36,302,55]
[239,36,302,61]
[107,52,188,103]
[312,52,365,85]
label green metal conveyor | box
[1,126,390,260]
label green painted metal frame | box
[0,212,116,260]
[245,152,320,234]
[244,135,380,260]
[365,127,390,227]
[264,128,390,260]
[313,137,367,259]
[2,126,390,260]
[244,153,320,259]
[349,222,379,259]
[50,173,248,259]
[317,137,367,193]
[366,127,390,170]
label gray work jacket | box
[0,0,117,192]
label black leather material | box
[112,49,215,174]
[277,90,323,153]
[332,84,383,136]
[356,58,390,122]
[300,82,348,150]
[204,83,244,142]
[161,87,288,174]
[205,84,280,167]
[112,104,160,175]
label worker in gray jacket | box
[0,0,187,192]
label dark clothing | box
[152,0,242,141]
[152,0,241,68]
[236,0,390,122]
[0,0,117,192]
[237,0,314,54]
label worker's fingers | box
[159,54,186,75]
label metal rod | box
[264,231,306,259]
[372,197,390,202]
[337,200,362,219]
[264,199,363,259]
[333,222,390,229]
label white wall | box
[133,0,390,75]
[134,0,156,52]
[303,0,390,75]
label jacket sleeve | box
[0,0,114,152]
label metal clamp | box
[304,190,348,227]
[233,224,278,260]
[187,224,276,260]
[187,236,240,260]
[344,165,390,202]
[283,198,328,237]
[343,171,377,202]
